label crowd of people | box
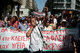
[0,14,80,31]
[0,14,80,53]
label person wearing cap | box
[58,19,67,29]
[18,17,29,31]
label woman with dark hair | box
[12,16,19,29]
[6,16,15,30]
[27,17,31,28]
[0,17,5,27]
[49,19,57,30]
[43,19,53,30]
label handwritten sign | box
[0,28,30,50]
[0,28,79,51]
[42,29,79,50]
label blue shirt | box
[6,23,15,30]
[18,22,29,31]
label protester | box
[18,17,29,31]
[6,16,15,29]
[49,19,56,30]
[26,17,43,53]
[67,16,74,28]
[58,19,67,29]
[36,16,42,26]
[0,18,5,27]
[43,19,53,30]
[4,16,8,26]
[53,15,57,25]
[0,7,79,53]
[49,14,53,21]
[41,16,46,26]
[57,16,62,27]
[27,17,31,28]
[12,16,19,29]
[76,18,80,53]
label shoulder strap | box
[38,27,48,45]
[38,27,43,39]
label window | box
[53,0,64,2]
[53,4,64,8]
[66,4,71,8]
[66,0,71,2]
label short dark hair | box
[30,17,36,23]
[7,16,12,21]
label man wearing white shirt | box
[26,17,43,53]
[49,15,57,25]
[53,18,57,24]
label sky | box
[35,0,47,12]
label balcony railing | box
[53,2,65,3]
[76,4,80,7]
[53,0,64,2]
[66,0,71,2]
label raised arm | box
[26,26,33,37]
[26,18,36,37]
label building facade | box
[0,0,22,17]
[26,0,38,11]
[45,0,80,16]
[12,0,29,17]
[12,0,38,17]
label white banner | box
[0,28,30,50]
[0,28,79,51]
[32,12,45,16]
[42,29,79,50]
